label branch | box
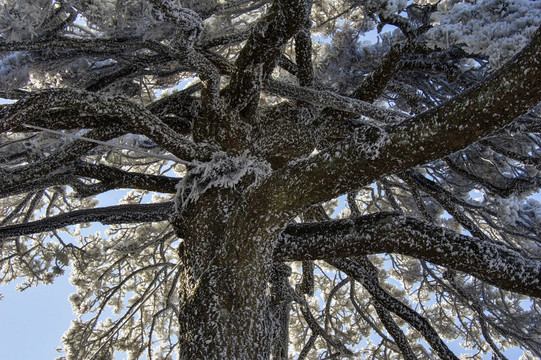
[351,42,425,103]
[0,173,80,199]
[252,25,541,217]
[294,5,314,88]
[404,170,493,242]
[1,88,217,162]
[0,37,150,56]
[329,258,459,360]
[275,212,541,298]
[356,257,418,360]
[264,79,406,123]
[73,162,179,196]
[227,0,311,112]
[0,202,174,239]
[1,126,125,189]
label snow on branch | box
[0,36,153,55]
[276,212,541,298]
[73,162,179,195]
[255,26,541,218]
[228,0,311,111]
[0,202,174,239]
[1,88,217,162]
[264,79,407,124]
[329,258,460,360]
[1,126,124,189]
[175,152,271,210]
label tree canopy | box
[1,0,541,359]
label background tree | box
[1,0,541,359]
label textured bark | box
[277,212,541,298]
[1,2,541,358]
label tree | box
[1,0,541,358]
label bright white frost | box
[366,0,408,17]
[0,0,56,41]
[175,152,271,210]
[0,51,29,90]
[425,0,541,65]
[497,195,541,227]
[68,0,203,43]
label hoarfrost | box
[495,195,541,226]
[0,52,30,90]
[175,152,271,211]
[426,0,541,65]
[366,0,408,17]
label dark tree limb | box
[253,25,541,218]
[1,88,217,162]
[1,126,125,188]
[73,161,179,195]
[445,155,539,198]
[356,257,418,360]
[0,174,81,199]
[0,202,173,239]
[404,170,493,242]
[297,295,353,356]
[0,36,152,56]
[351,42,420,103]
[275,212,541,298]
[294,2,314,88]
[264,79,406,122]
[227,0,311,113]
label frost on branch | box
[0,52,29,91]
[151,0,203,48]
[0,0,58,41]
[175,152,271,211]
[426,0,541,65]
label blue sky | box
[1,276,75,359]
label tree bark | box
[174,182,282,359]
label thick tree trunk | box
[177,264,274,359]
[174,184,279,359]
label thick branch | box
[0,37,150,56]
[0,202,174,239]
[351,42,422,103]
[73,162,179,195]
[228,0,310,111]
[1,88,216,162]
[1,126,124,189]
[264,79,406,123]
[253,26,541,217]
[275,212,541,298]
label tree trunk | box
[174,183,279,359]
[177,262,274,359]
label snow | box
[175,152,271,210]
[0,51,30,91]
[426,0,541,66]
